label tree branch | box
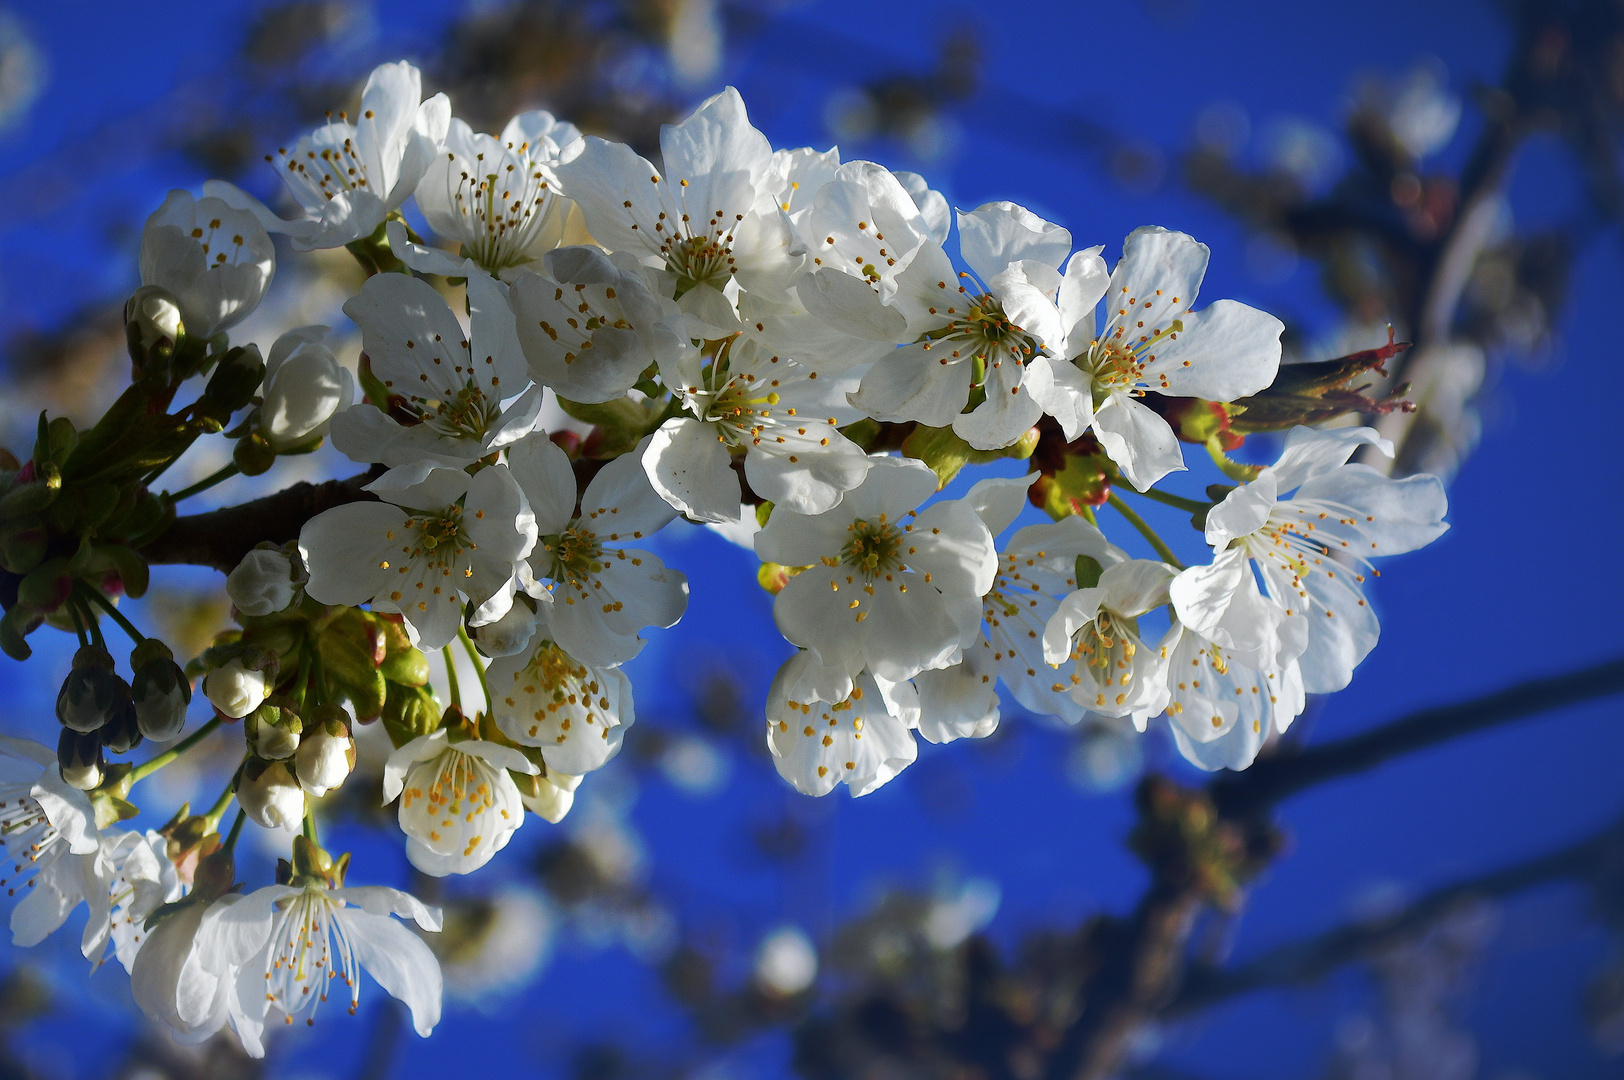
[1170,807,1624,1014]
[1209,655,1624,819]
[140,467,382,573]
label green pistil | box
[841,519,904,579]
[546,527,604,582]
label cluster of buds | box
[53,641,190,789]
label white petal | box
[339,908,444,1037]
[1093,393,1186,491]
[643,418,742,523]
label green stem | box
[75,594,106,651]
[442,645,463,710]
[80,585,144,643]
[1107,493,1186,570]
[128,716,222,783]
[222,809,247,853]
[302,803,318,844]
[166,462,240,503]
[68,600,88,650]
[457,626,490,713]
[1110,476,1210,515]
[203,764,241,828]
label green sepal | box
[0,514,47,575]
[95,544,150,599]
[1074,555,1104,591]
[902,424,1040,488]
[0,607,37,660]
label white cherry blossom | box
[487,636,635,775]
[0,737,101,950]
[299,462,536,650]
[645,337,870,522]
[195,880,442,1054]
[258,325,354,451]
[555,87,802,327]
[331,271,538,469]
[1025,226,1284,489]
[963,474,1132,725]
[510,245,689,404]
[259,61,450,250]
[383,730,538,876]
[755,456,996,683]
[131,894,252,1046]
[850,202,1072,451]
[1160,606,1307,772]
[93,829,182,972]
[507,434,687,666]
[1170,425,1448,694]
[415,110,583,275]
[139,189,274,339]
[1042,559,1178,727]
[766,652,918,797]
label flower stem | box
[1106,493,1186,570]
[222,808,247,853]
[167,462,240,503]
[203,764,240,828]
[128,716,222,784]
[302,802,318,845]
[457,626,490,714]
[1109,476,1210,515]
[80,585,144,643]
[75,594,107,651]
[67,600,88,649]
[442,645,463,710]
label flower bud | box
[99,689,143,754]
[246,701,302,760]
[225,548,298,617]
[57,728,103,790]
[124,285,184,374]
[197,343,265,426]
[202,655,272,719]
[237,759,304,830]
[130,639,191,742]
[518,769,580,823]
[295,706,355,797]
[55,645,121,733]
[258,327,354,451]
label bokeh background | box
[0,2,1621,1079]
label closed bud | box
[55,645,121,733]
[246,701,302,760]
[225,547,298,617]
[232,432,277,476]
[198,343,265,425]
[57,728,103,790]
[124,284,184,361]
[519,769,581,824]
[130,639,191,741]
[295,705,355,797]
[99,689,143,754]
[202,655,273,719]
[258,327,354,451]
[381,681,439,748]
[236,759,304,830]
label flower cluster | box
[0,60,1448,1057]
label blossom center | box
[403,507,472,564]
[448,153,556,269]
[0,796,64,898]
[663,230,738,293]
[841,518,904,579]
[543,526,604,583]
[1066,609,1145,708]
[922,294,1040,378]
[265,889,361,1025]
[416,379,501,441]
